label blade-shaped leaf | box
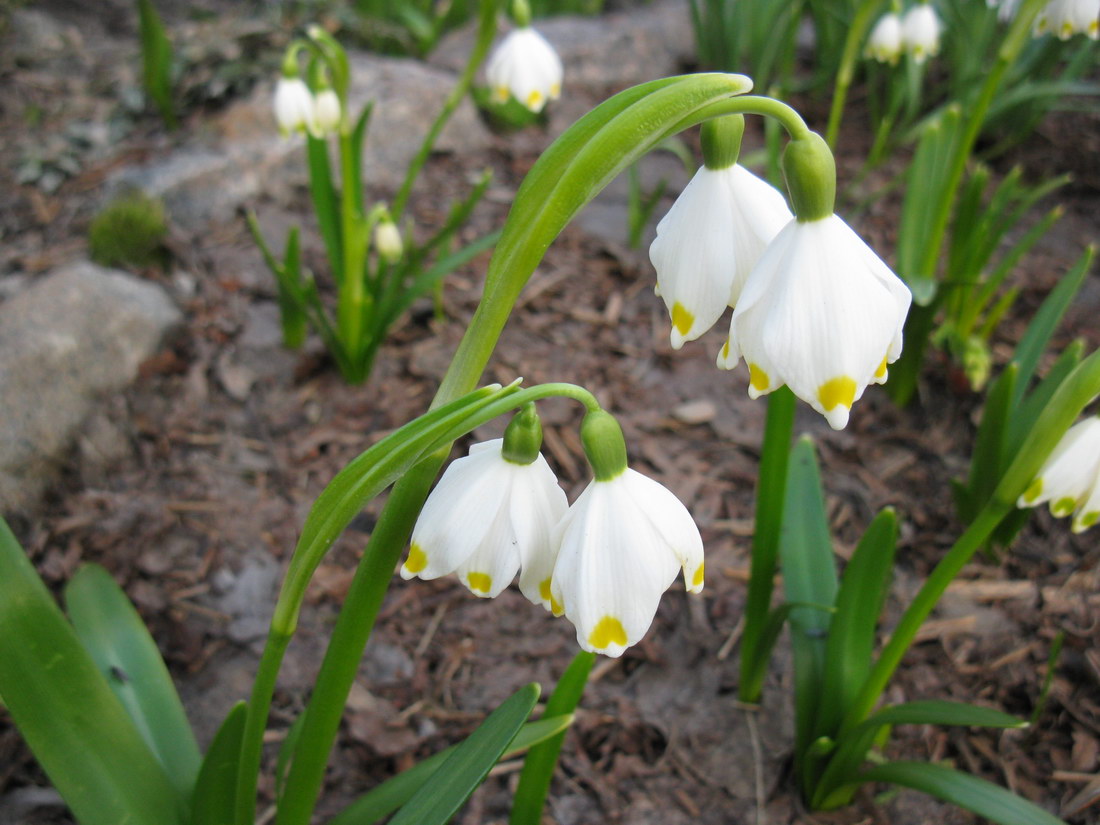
[778,437,838,774]
[0,519,183,825]
[818,509,897,738]
[327,715,574,825]
[862,700,1026,731]
[190,702,247,825]
[510,652,595,825]
[858,761,1067,825]
[65,564,201,798]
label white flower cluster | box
[273,77,342,138]
[649,162,911,431]
[866,3,942,65]
[1018,417,1100,532]
[401,437,703,658]
[485,26,564,113]
[990,0,1099,38]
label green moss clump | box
[88,191,168,268]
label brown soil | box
[2,3,1099,825]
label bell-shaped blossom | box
[401,439,568,600]
[649,165,793,349]
[274,76,317,137]
[485,27,563,112]
[374,220,403,262]
[1017,417,1100,531]
[312,88,342,136]
[1035,0,1100,39]
[549,470,704,658]
[901,4,942,62]
[866,13,904,64]
[717,214,912,430]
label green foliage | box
[136,0,177,128]
[88,191,169,269]
[688,0,805,90]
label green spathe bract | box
[580,409,628,481]
[782,131,836,221]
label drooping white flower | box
[312,88,342,135]
[1017,417,1100,531]
[717,214,912,430]
[374,220,403,262]
[485,27,563,113]
[1035,0,1100,39]
[274,76,317,137]
[648,165,792,350]
[401,439,568,600]
[901,4,942,62]
[866,13,904,64]
[549,470,704,658]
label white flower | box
[274,76,317,137]
[902,4,942,62]
[649,165,792,349]
[401,439,568,600]
[1017,417,1100,531]
[987,0,1023,21]
[549,470,704,658]
[717,214,912,430]
[374,220,403,262]
[866,13,904,64]
[1035,0,1100,39]
[485,27,563,113]
[312,88,342,135]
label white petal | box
[511,457,569,609]
[485,27,562,112]
[1017,418,1100,514]
[620,470,705,592]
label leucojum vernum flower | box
[1018,415,1100,532]
[402,405,704,657]
[485,0,563,113]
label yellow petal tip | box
[587,616,628,651]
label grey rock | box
[215,555,279,644]
[0,261,181,515]
[109,53,491,231]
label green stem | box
[391,0,499,220]
[738,385,796,704]
[336,130,367,364]
[824,0,885,150]
[235,629,291,825]
[913,0,1047,284]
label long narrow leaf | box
[65,564,201,799]
[190,702,247,825]
[307,135,344,282]
[858,762,1067,825]
[386,684,540,825]
[778,437,838,778]
[328,715,574,825]
[510,652,595,825]
[818,510,897,738]
[0,519,183,825]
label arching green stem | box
[824,0,886,149]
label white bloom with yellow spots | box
[866,13,904,64]
[901,4,942,63]
[1035,0,1100,39]
[549,470,704,658]
[1017,417,1100,532]
[717,214,912,430]
[274,76,318,137]
[649,165,793,350]
[401,439,567,599]
[485,26,563,113]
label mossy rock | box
[88,191,169,269]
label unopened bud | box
[375,220,403,262]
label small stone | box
[671,399,717,425]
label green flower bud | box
[701,114,745,171]
[502,403,543,465]
[581,409,628,481]
[512,0,532,27]
[781,131,836,222]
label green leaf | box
[510,652,595,825]
[386,684,540,825]
[858,761,1067,825]
[960,362,1017,523]
[862,700,1026,731]
[0,518,184,825]
[328,714,573,825]
[307,135,344,282]
[189,702,247,825]
[778,437,838,781]
[817,510,897,738]
[136,0,176,128]
[65,565,201,799]
[276,710,308,804]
